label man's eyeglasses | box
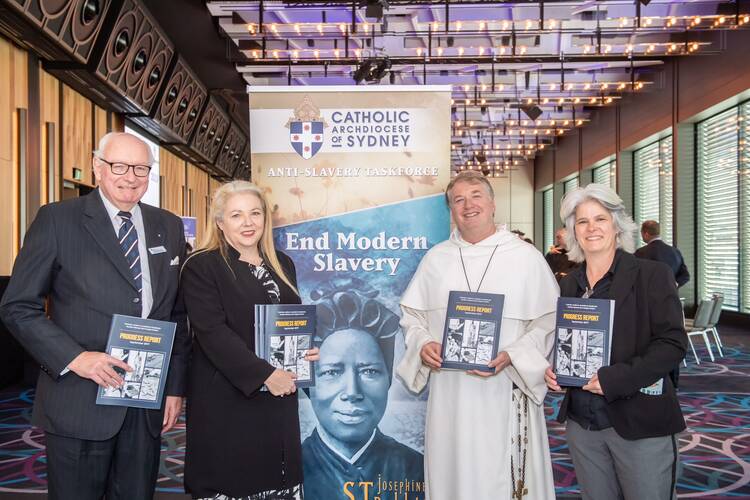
[95,157,152,178]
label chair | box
[707,294,724,357]
[685,299,716,364]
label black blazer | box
[181,246,304,497]
[557,251,687,440]
[0,190,189,440]
[634,239,690,287]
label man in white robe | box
[397,171,559,500]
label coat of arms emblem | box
[285,96,327,160]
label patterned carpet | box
[1,330,748,499]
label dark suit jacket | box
[0,190,189,440]
[181,246,304,497]
[557,251,687,440]
[635,239,690,287]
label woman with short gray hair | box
[544,183,687,500]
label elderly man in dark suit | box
[0,132,190,500]
[635,220,690,287]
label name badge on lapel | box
[148,246,167,255]
[639,378,664,396]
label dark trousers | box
[45,407,161,500]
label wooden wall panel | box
[94,105,107,148]
[0,37,28,274]
[159,147,186,217]
[62,84,93,186]
[39,68,60,203]
[187,163,209,245]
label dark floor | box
[0,325,748,499]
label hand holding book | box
[544,367,562,392]
[264,347,320,397]
[70,351,133,389]
[265,369,297,397]
[468,350,510,377]
[420,341,443,369]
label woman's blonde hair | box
[193,180,297,295]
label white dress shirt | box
[99,189,154,318]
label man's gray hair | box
[445,171,494,205]
[560,183,638,263]
[93,132,154,165]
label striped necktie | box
[118,211,142,293]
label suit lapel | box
[140,203,167,310]
[82,191,139,292]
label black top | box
[634,239,690,287]
[180,246,303,498]
[557,250,688,440]
[565,252,622,431]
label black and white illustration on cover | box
[103,348,164,401]
[269,334,312,382]
[556,327,606,379]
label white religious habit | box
[397,227,559,500]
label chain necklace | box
[510,389,530,499]
[458,244,499,293]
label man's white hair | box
[560,183,638,263]
[93,132,154,165]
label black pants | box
[45,407,161,500]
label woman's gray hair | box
[560,183,638,262]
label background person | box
[302,278,424,500]
[0,132,189,500]
[180,181,318,500]
[635,220,690,288]
[545,184,687,500]
[635,219,691,389]
[545,228,578,281]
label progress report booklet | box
[255,304,316,389]
[553,297,614,387]
[96,314,176,409]
[440,291,505,372]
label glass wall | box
[634,136,673,245]
[543,188,553,251]
[697,105,749,312]
[593,160,616,190]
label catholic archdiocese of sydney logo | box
[285,95,328,160]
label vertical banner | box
[250,86,452,500]
[180,216,197,249]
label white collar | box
[98,189,140,222]
[450,226,520,248]
[318,428,377,464]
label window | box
[543,189,553,251]
[634,136,673,245]
[563,176,579,194]
[593,160,616,190]
[698,106,745,311]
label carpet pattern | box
[1,338,748,498]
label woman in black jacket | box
[180,180,318,499]
[545,183,687,500]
